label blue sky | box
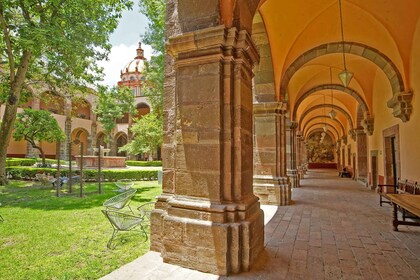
[98,0,153,87]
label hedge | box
[6,158,64,167]
[6,167,158,182]
[125,160,162,167]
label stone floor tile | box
[101,169,420,280]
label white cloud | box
[97,43,153,87]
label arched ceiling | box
[252,0,419,133]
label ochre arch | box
[293,84,369,120]
[304,122,340,140]
[299,104,354,131]
[280,42,405,100]
[301,115,345,137]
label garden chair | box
[101,209,147,249]
[103,188,137,214]
[0,203,3,222]
[137,202,155,223]
[114,180,134,192]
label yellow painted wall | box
[6,139,27,156]
[368,70,396,178]
[367,20,420,183]
[399,21,420,182]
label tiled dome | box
[120,42,146,79]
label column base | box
[150,194,264,276]
[253,175,291,205]
[287,169,300,188]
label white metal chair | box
[101,210,147,248]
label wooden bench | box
[377,179,418,206]
[386,194,420,231]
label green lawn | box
[0,180,161,280]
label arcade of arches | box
[150,0,420,276]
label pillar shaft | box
[253,102,290,205]
[151,26,264,275]
[356,129,368,184]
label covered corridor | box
[103,169,420,279]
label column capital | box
[167,25,259,66]
[387,91,413,122]
[361,113,374,136]
[253,101,287,115]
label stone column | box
[336,140,341,171]
[253,102,290,205]
[286,120,299,188]
[356,129,368,185]
[150,26,264,275]
[88,121,97,155]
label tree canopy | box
[0,0,132,184]
[120,113,162,158]
[13,108,65,166]
[94,86,135,143]
[139,0,165,117]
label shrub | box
[5,167,158,181]
[125,160,162,167]
[6,158,60,167]
[6,158,37,167]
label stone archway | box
[301,115,346,137]
[281,41,412,122]
[293,84,369,120]
[299,104,354,132]
[71,128,90,156]
[114,132,128,157]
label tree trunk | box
[0,51,32,185]
[32,144,46,166]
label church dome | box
[120,42,146,82]
[122,57,145,74]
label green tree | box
[120,113,162,159]
[139,0,165,117]
[94,86,135,144]
[0,0,132,184]
[13,109,65,167]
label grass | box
[0,180,162,280]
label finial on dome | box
[138,40,142,49]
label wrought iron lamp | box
[338,0,353,87]
[328,67,337,119]
[323,93,328,132]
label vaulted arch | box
[293,84,369,120]
[299,104,354,131]
[280,42,405,100]
[302,115,345,137]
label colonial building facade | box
[2,43,151,159]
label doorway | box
[383,125,400,185]
[370,150,378,190]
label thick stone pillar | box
[109,131,117,156]
[356,129,368,185]
[336,140,342,171]
[88,122,97,155]
[253,102,290,205]
[151,26,264,275]
[286,121,299,188]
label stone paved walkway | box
[101,169,420,280]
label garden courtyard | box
[0,178,161,279]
